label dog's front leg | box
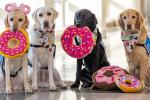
[48,51,57,90]
[5,59,12,95]
[140,59,148,89]
[71,59,83,88]
[22,56,32,93]
[32,59,39,91]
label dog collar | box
[30,44,55,48]
[33,24,55,48]
[121,30,139,52]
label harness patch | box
[145,37,150,56]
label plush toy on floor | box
[115,74,142,93]
[92,66,128,90]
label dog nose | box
[44,21,49,28]
[76,23,82,27]
[13,28,17,32]
[127,24,132,29]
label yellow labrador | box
[29,7,67,91]
[2,3,32,94]
[118,9,150,89]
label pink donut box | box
[61,25,95,59]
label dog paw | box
[70,82,80,88]
[32,85,39,91]
[5,89,12,95]
[60,82,67,89]
[25,87,33,93]
[49,84,57,91]
[81,83,92,88]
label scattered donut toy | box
[61,25,95,59]
[0,29,29,58]
[115,74,142,93]
[92,66,128,90]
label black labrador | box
[71,9,110,88]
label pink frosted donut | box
[0,29,29,58]
[61,25,94,59]
[92,66,127,90]
[115,74,142,92]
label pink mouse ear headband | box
[5,3,31,14]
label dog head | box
[4,3,30,32]
[118,9,147,44]
[5,10,29,32]
[32,7,58,32]
[118,9,144,32]
[74,9,97,31]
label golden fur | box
[118,9,150,88]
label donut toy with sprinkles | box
[92,66,128,90]
[0,29,29,58]
[115,74,142,93]
[61,25,95,59]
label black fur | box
[71,9,110,88]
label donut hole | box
[125,79,132,85]
[73,35,82,46]
[103,70,114,77]
[7,38,19,49]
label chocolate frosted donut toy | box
[115,74,142,93]
[0,29,29,58]
[61,25,95,59]
[92,66,128,90]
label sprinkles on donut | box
[0,28,29,58]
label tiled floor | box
[1,29,150,100]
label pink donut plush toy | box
[115,74,142,93]
[61,25,95,59]
[92,66,128,90]
[0,29,29,58]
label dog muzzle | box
[121,29,139,52]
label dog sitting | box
[29,7,67,91]
[0,3,32,94]
[71,9,110,88]
[118,9,150,89]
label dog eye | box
[47,12,51,16]
[123,16,126,19]
[18,18,23,22]
[10,18,13,21]
[39,13,43,17]
[132,16,136,19]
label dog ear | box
[24,15,29,28]
[4,15,10,28]
[32,9,38,21]
[93,14,97,26]
[136,11,144,31]
[117,13,125,30]
[53,9,58,19]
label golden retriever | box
[118,9,150,89]
[2,7,32,94]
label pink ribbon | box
[5,3,31,14]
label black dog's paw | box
[70,82,80,88]
[81,83,92,88]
